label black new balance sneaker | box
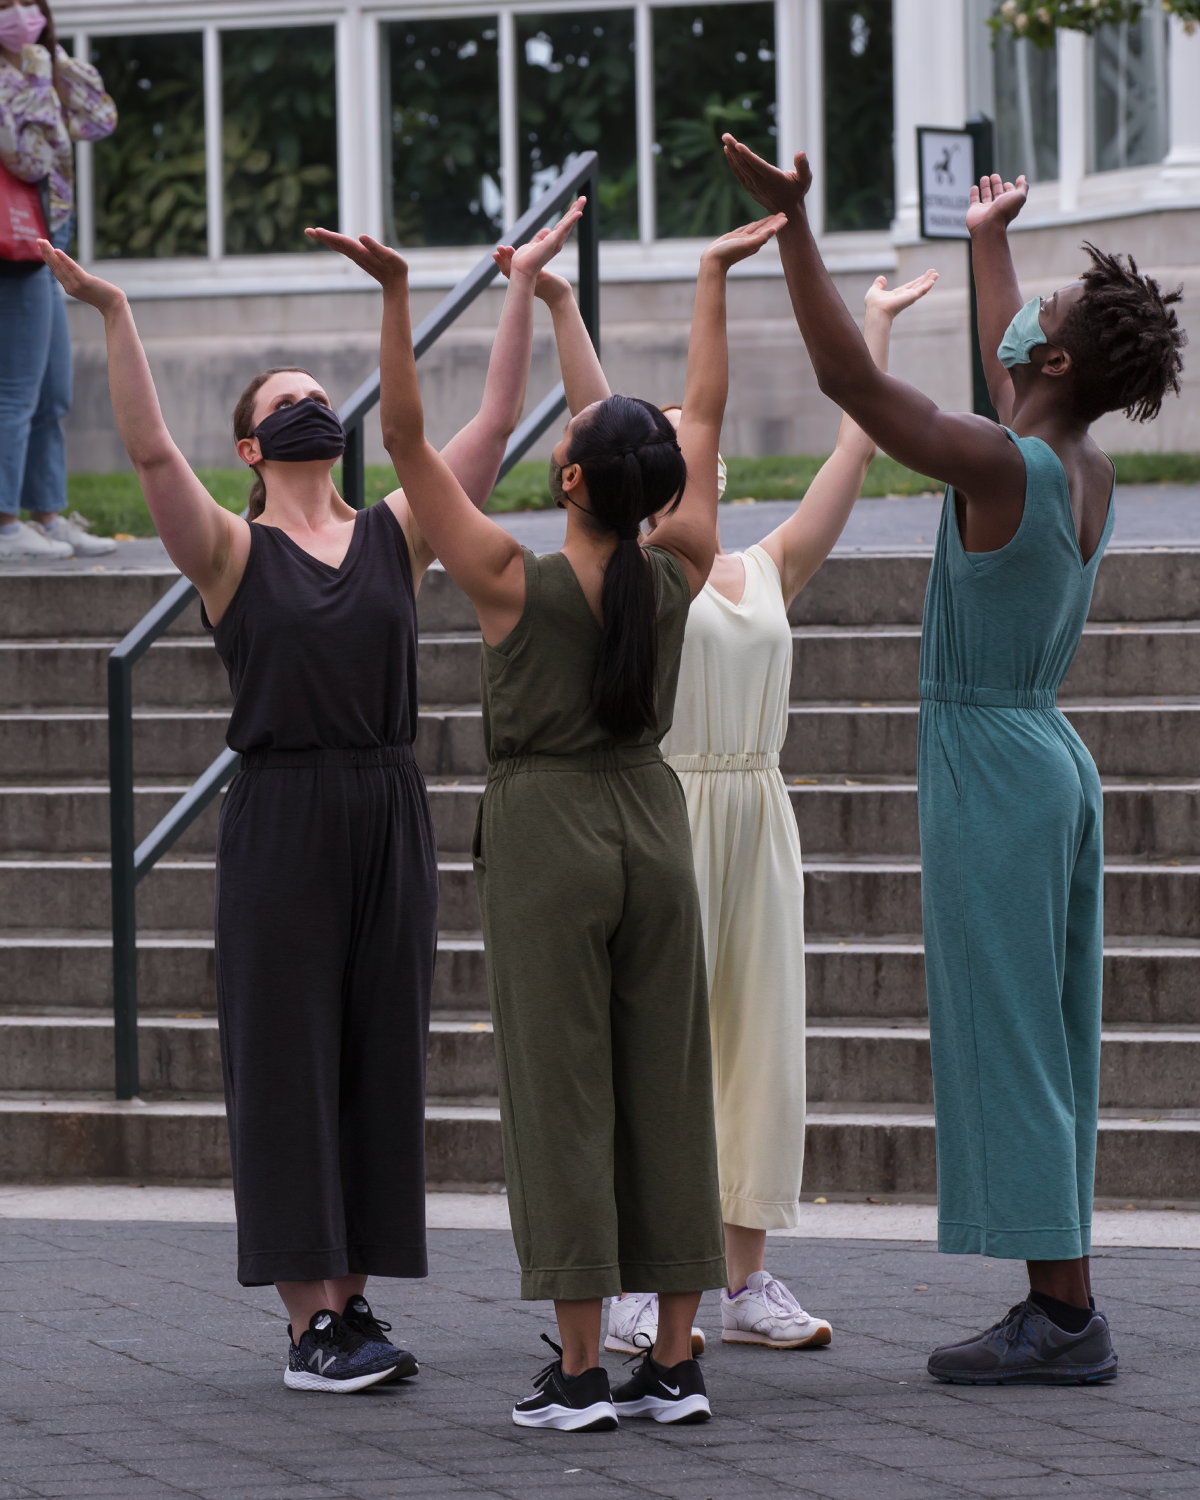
[611,1348,712,1424]
[512,1335,619,1431]
[284,1309,403,1393]
[341,1295,419,1382]
[927,1300,1118,1385]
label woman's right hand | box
[492,240,572,304]
[699,213,789,273]
[38,242,126,316]
[304,228,409,290]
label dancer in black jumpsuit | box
[38,208,584,1391]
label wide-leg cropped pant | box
[919,702,1104,1261]
[214,745,437,1287]
[474,747,727,1301]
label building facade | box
[55,0,1199,469]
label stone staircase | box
[1,543,1197,1201]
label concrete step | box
[0,1014,496,1097]
[2,1092,1194,1199]
[7,1012,1197,1110]
[6,774,1198,861]
[0,1095,504,1184]
[0,853,481,934]
[0,710,230,778]
[0,929,495,1016]
[3,851,1197,944]
[5,548,1197,641]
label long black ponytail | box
[565,395,687,739]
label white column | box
[891,0,966,241]
[204,25,224,260]
[774,0,822,230]
[1056,27,1086,213]
[635,2,655,244]
[1163,14,1200,175]
[72,31,93,262]
[336,7,365,236]
[498,10,519,229]
[358,13,384,242]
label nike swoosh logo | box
[661,1383,680,1396]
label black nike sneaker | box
[927,1300,1118,1385]
[284,1309,403,1393]
[341,1295,419,1382]
[611,1347,712,1424]
[512,1335,618,1431]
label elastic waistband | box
[487,745,664,780]
[920,680,1058,709]
[666,750,780,773]
[240,745,415,770]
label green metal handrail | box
[107,154,601,1098]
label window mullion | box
[72,31,94,262]
[1057,26,1086,209]
[204,24,224,261]
[499,9,519,230]
[635,1,655,244]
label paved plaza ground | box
[2,1219,1198,1500]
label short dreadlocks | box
[1057,244,1186,425]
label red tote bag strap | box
[0,160,51,262]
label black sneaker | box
[611,1346,712,1424]
[341,1295,419,1382]
[927,1300,1118,1385]
[284,1309,403,1393]
[512,1334,618,1431]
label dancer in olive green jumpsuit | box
[320,205,787,1427]
[723,137,1183,1383]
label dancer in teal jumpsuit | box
[722,137,1185,1383]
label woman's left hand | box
[305,228,409,290]
[38,241,126,315]
[700,213,789,272]
[863,269,939,321]
[502,197,585,282]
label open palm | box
[864,269,939,318]
[965,174,1028,235]
[721,135,812,216]
[304,228,409,289]
[507,197,585,279]
[702,213,789,271]
[38,241,126,314]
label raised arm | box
[37,242,247,616]
[494,246,612,415]
[651,215,787,597]
[965,173,1029,427]
[758,268,937,604]
[721,137,1024,510]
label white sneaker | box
[604,1292,705,1357]
[0,520,73,560]
[33,512,117,556]
[721,1271,832,1349]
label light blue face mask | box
[997,296,1048,369]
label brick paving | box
[2,1223,1198,1499]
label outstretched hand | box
[722,135,811,217]
[304,228,409,289]
[965,174,1028,236]
[38,241,126,314]
[864,268,939,320]
[498,196,585,283]
[701,213,789,272]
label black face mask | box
[254,397,346,462]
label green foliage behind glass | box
[383,19,502,247]
[518,12,638,240]
[823,0,894,232]
[222,27,338,255]
[653,4,777,239]
[90,33,207,260]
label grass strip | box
[44,451,1200,537]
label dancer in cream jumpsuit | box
[606,269,938,1353]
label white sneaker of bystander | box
[604,1291,706,1357]
[721,1270,832,1349]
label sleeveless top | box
[919,432,1115,710]
[203,502,419,753]
[661,544,792,768]
[481,545,692,762]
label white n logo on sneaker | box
[309,1351,336,1375]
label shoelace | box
[311,1311,368,1356]
[622,1330,655,1368]
[531,1332,565,1389]
[760,1273,810,1322]
[66,511,95,532]
[349,1302,393,1342]
[996,1303,1031,1346]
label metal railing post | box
[342,420,366,510]
[107,651,139,1099]
[578,162,601,357]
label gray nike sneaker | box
[927,1300,1117,1385]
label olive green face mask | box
[549,456,567,507]
[997,296,1048,369]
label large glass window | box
[382,19,502,247]
[222,26,339,254]
[90,33,206,260]
[1090,4,1170,173]
[653,3,777,238]
[517,12,638,239]
[823,1,893,232]
[994,30,1058,184]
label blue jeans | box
[0,224,73,520]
